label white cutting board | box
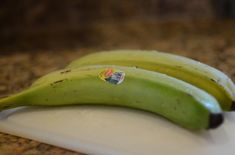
[0,106,235,155]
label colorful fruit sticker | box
[99,68,125,85]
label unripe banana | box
[0,65,223,130]
[62,50,235,111]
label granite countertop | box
[0,20,235,155]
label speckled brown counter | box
[0,20,235,155]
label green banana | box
[0,65,223,130]
[61,50,235,111]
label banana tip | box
[230,101,235,111]
[208,113,224,129]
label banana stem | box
[0,97,15,111]
[0,94,26,111]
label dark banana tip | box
[208,113,224,129]
[230,101,235,111]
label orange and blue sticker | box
[99,68,125,85]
